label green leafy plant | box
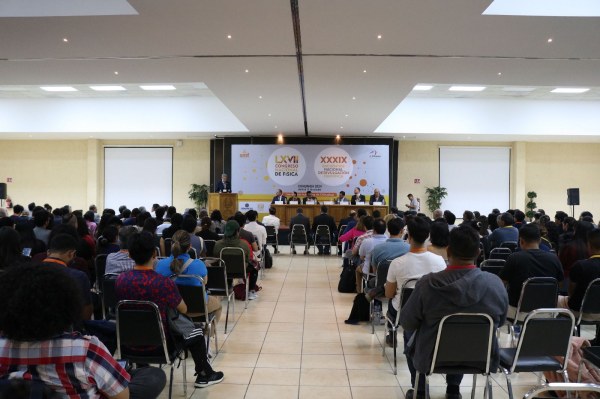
[425,186,448,214]
[525,191,537,221]
[188,183,210,210]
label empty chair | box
[290,224,309,254]
[490,247,512,261]
[574,278,600,337]
[414,313,496,399]
[480,259,506,275]
[506,277,558,344]
[116,300,187,399]
[203,239,216,257]
[499,308,575,399]
[383,278,418,375]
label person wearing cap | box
[213,220,260,300]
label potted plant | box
[425,186,448,214]
[525,191,537,221]
[188,183,210,210]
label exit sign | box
[6,178,12,183]
[414,178,421,184]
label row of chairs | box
[289,224,347,255]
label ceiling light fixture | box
[139,85,176,91]
[268,113,271,117]
[363,69,367,73]
[377,34,382,39]
[413,85,433,91]
[89,85,126,91]
[345,114,349,117]
[62,37,69,42]
[449,86,487,92]
[244,69,249,73]
[227,34,232,39]
[352,96,356,100]
[114,71,119,75]
[497,72,502,76]
[547,37,553,43]
[258,95,263,99]
[551,87,590,94]
[40,86,78,92]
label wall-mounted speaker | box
[567,188,580,206]
[0,183,6,200]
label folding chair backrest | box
[316,225,330,236]
[116,300,170,364]
[375,259,393,288]
[205,261,228,294]
[580,278,600,316]
[188,247,197,259]
[265,225,277,240]
[500,241,519,252]
[291,224,308,244]
[102,276,118,311]
[431,313,494,375]
[400,278,419,310]
[516,277,558,315]
[338,225,347,237]
[176,275,208,319]
[94,254,108,290]
[220,247,246,278]
[514,309,574,369]
[490,247,512,260]
[480,259,506,275]
[204,240,216,257]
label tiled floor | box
[158,248,593,398]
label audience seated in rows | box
[356,219,388,293]
[244,210,267,252]
[488,212,519,249]
[197,216,220,241]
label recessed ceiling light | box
[497,72,502,76]
[268,113,271,117]
[551,87,590,94]
[547,37,553,43]
[258,95,263,99]
[340,126,344,129]
[449,86,487,92]
[244,69,249,73]
[502,87,536,92]
[227,34,232,39]
[274,125,278,129]
[40,86,78,92]
[345,114,349,117]
[363,69,367,73]
[352,96,356,100]
[62,37,68,42]
[114,71,119,75]
[377,34,382,39]
[139,85,176,91]
[413,85,433,91]
[89,85,126,91]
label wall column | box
[511,142,527,210]
[86,139,100,209]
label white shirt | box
[262,214,280,232]
[387,251,446,310]
[244,221,267,248]
[156,222,171,235]
[409,197,419,211]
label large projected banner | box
[231,145,389,198]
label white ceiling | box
[0,0,599,141]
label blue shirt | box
[488,226,519,249]
[156,253,208,299]
[371,238,410,267]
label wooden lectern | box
[208,193,238,220]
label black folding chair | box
[176,275,218,355]
[116,300,187,399]
[369,259,393,334]
[204,258,234,334]
[499,308,575,399]
[101,274,119,320]
[94,254,108,292]
[203,240,216,257]
[220,247,248,310]
[313,225,332,254]
[383,277,418,375]
[507,277,558,344]
[265,225,278,254]
[500,241,519,252]
[479,259,506,275]
[337,224,347,255]
[415,313,496,399]
[290,224,309,254]
[575,278,600,337]
[490,247,512,261]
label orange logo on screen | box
[275,155,299,163]
[320,156,348,163]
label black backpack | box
[337,260,356,293]
[345,293,371,322]
[264,248,273,269]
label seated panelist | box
[334,191,349,204]
[351,187,366,205]
[271,189,287,204]
[303,191,319,205]
[369,188,386,205]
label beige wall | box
[1,138,598,219]
[397,141,600,218]
[0,139,211,212]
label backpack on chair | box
[338,261,356,293]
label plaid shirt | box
[0,332,129,399]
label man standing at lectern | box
[215,173,231,193]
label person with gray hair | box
[105,226,138,275]
[215,173,231,193]
[432,209,444,221]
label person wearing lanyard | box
[399,225,508,399]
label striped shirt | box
[0,332,129,399]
